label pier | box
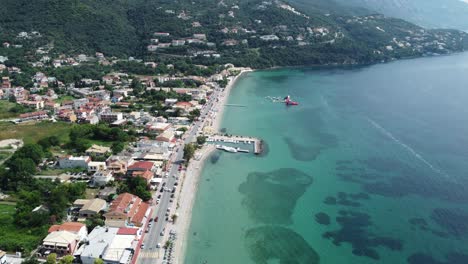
[224,104,247,107]
[207,134,264,155]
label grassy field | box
[0,121,73,144]
[54,95,75,104]
[0,101,20,119]
[0,204,47,253]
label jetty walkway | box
[207,134,264,155]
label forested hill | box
[330,0,468,30]
[0,0,467,67]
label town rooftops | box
[117,227,139,235]
[132,170,153,183]
[128,161,154,171]
[80,198,107,213]
[86,144,111,154]
[175,101,193,107]
[43,230,77,247]
[19,111,47,119]
[131,202,149,226]
[48,222,85,233]
[77,226,118,260]
[73,199,90,208]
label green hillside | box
[0,0,467,67]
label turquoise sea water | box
[184,53,468,264]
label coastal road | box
[137,84,221,264]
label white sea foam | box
[366,117,449,178]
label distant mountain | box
[331,0,468,30]
[0,0,467,67]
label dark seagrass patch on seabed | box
[210,151,222,164]
[430,208,468,238]
[408,252,468,264]
[245,226,320,264]
[284,136,322,161]
[323,192,371,207]
[315,212,331,225]
[322,210,403,260]
[283,109,338,161]
[238,168,313,225]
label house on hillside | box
[85,145,111,157]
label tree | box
[22,257,41,264]
[171,214,178,223]
[94,259,104,264]
[59,255,74,264]
[111,142,125,154]
[196,136,207,145]
[13,144,45,164]
[131,78,144,95]
[124,176,151,201]
[46,253,57,264]
[199,99,207,105]
[183,143,196,162]
[85,215,105,232]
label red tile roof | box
[117,227,139,235]
[48,222,85,233]
[19,111,47,119]
[175,101,193,107]
[128,161,154,171]
[132,170,153,183]
[109,193,135,212]
[131,202,149,226]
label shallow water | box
[185,53,468,264]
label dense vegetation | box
[0,141,87,253]
[0,0,466,68]
[0,123,135,253]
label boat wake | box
[366,117,449,178]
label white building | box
[77,226,138,264]
[0,250,6,264]
[87,161,107,173]
[99,112,123,123]
[164,98,178,106]
[93,170,114,187]
[59,156,91,169]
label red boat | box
[284,95,299,106]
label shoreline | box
[212,69,253,131]
[172,69,251,264]
[172,144,216,264]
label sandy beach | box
[171,69,252,264]
[212,69,253,130]
[172,144,215,264]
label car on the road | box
[169,199,173,203]
[171,193,175,198]
[174,181,178,186]
[156,199,160,203]
[149,218,153,222]
[156,243,161,248]
[155,216,159,222]
[140,243,145,249]
[157,194,162,198]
